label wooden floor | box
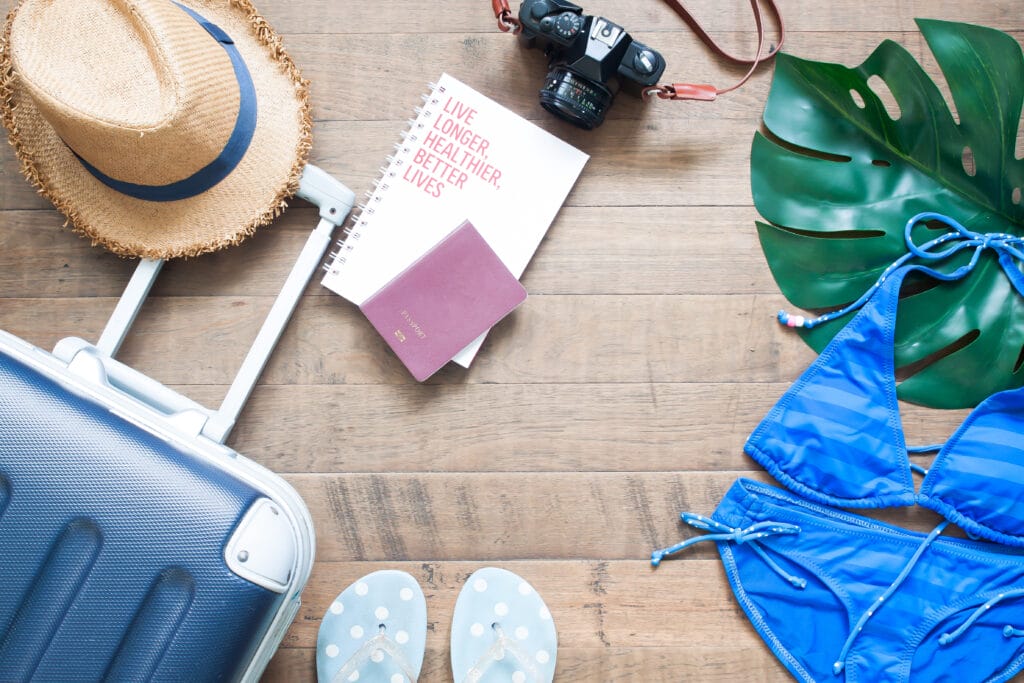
[2,1,1021,680]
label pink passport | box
[359,220,527,381]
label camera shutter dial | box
[542,12,582,39]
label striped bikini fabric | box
[745,264,1024,546]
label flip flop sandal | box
[316,570,427,683]
[450,567,557,683]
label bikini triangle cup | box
[744,212,1024,546]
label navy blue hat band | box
[70,2,257,203]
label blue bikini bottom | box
[659,479,1024,682]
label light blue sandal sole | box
[451,567,557,683]
[317,570,427,683]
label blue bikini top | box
[745,213,1024,547]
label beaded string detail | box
[777,213,1024,330]
[651,513,806,589]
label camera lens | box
[538,66,613,130]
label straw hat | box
[0,0,312,259]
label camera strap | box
[645,0,785,101]
[492,0,522,33]
[488,0,785,102]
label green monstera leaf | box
[752,19,1024,409]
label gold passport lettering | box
[394,330,407,343]
[399,309,428,339]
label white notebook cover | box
[321,73,588,367]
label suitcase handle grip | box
[54,338,214,438]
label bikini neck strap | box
[777,213,1024,330]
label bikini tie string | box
[778,212,1024,329]
[938,588,1024,645]
[650,513,805,589]
[833,522,949,676]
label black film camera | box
[518,0,666,129]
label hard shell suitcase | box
[0,166,354,682]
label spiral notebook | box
[321,73,588,367]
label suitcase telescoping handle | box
[60,164,355,445]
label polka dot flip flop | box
[316,570,427,683]
[450,567,557,683]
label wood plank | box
[238,0,1024,35]
[287,30,1021,125]
[0,29,1003,136]
[225,383,968,474]
[0,205,780,298]
[0,294,821,385]
[283,472,949,563]
[0,372,963,475]
[0,212,140,297]
[235,382,784,474]
[3,0,1015,42]
[290,31,933,123]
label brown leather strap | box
[492,0,522,33]
[660,0,784,65]
[644,0,785,101]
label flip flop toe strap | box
[462,624,542,683]
[332,629,419,683]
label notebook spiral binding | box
[323,81,447,276]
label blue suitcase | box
[0,165,353,682]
